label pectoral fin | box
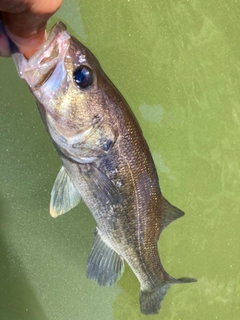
[80,164,121,205]
[50,166,81,217]
[86,228,124,286]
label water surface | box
[1,1,240,319]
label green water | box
[1,0,240,319]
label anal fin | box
[50,166,81,217]
[86,228,124,286]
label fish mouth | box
[12,22,71,89]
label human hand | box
[0,0,62,58]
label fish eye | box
[73,66,93,89]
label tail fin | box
[140,284,170,315]
[140,277,197,315]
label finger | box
[2,11,48,39]
[1,11,48,58]
[0,0,62,58]
[0,0,62,14]
[0,1,28,13]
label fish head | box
[12,22,70,104]
[12,21,101,112]
[12,22,119,162]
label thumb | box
[1,11,47,59]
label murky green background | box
[1,0,240,319]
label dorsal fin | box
[160,197,184,231]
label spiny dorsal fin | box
[50,166,81,218]
[86,228,124,286]
[160,197,184,231]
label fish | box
[12,22,196,315]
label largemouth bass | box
[12,22,196,315]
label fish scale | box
[12,21,196,315]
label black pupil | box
[73,66,92,89]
